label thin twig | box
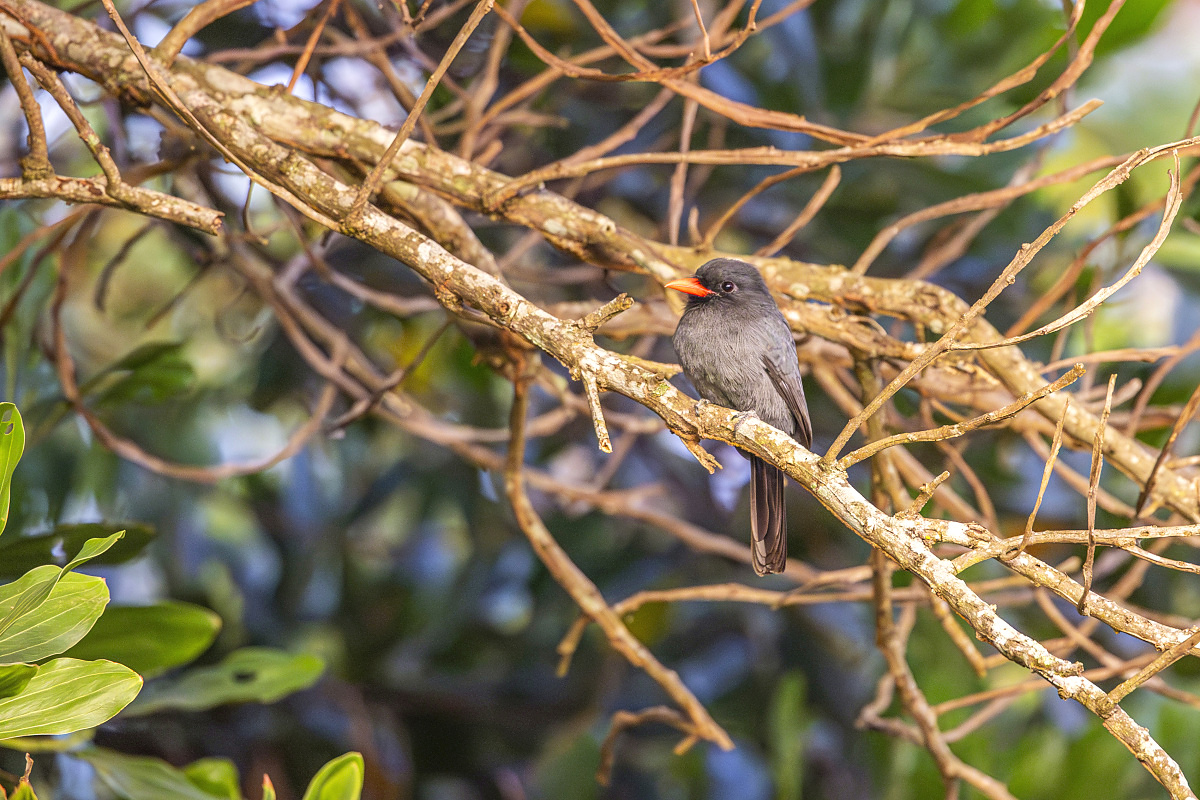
[950,152,1186,354]
[582,375,611,453]
[823,142,1189,463]
[1014,398,1069,557]
[685,0,710,59]
[505,354,733,751]
[347,0,495,218]
[755,165,841,257]
[155,0,261,65]
[927,587,988,678]
[667,98,698,246]
[852,154,1124,275]
[838,364,1084,470]
[1079,375,1116,615]
[597,707,696,786]
[1136,380,1200,517]
[285,0,343,93]
[0,25,50,176]
[1106,626,1200,707]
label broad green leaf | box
[0,658,141,738]
[0,523,155,578]
[0,533,124,639]
[77,749,231,800]
[0,664,36,698]
[64,532,125,573]
[0,573,108,665]
[9,776,38,800]
[0,403,24,537]
[127,647,323,717]
[182,758,242,800]
[63,601,220,678]
[301,753,363,800]
[0,568,58,643]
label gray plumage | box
[670,258,811,575]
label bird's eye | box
[721,281,736,292]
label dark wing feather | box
[763,354,812,447]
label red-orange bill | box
[664,277,713,297]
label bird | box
[666,258,812,576]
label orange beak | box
[664,276,714,297]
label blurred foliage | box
[0,406,360,797]
[1,0,1199,798]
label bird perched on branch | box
[667,258,812,575]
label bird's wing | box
[763,354,812,448]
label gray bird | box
[667,258,812,575]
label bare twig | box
[504,353,733,751]
[596,707,696,786]
[838,364,1084,470]
[755,165,841,257]
[0,175,223,234]
[823,142,1189,463]
[1014,398,1069,557]
[1106,626,1200,707]
[155,0,261,65]
[285,0,343,93]
[0,25,50,176]
[950,151,1186,354]
[1136,380,1200,517]
[667,98,698,246]
[346,0,495,218]
[1079,375,1117,615]
[851,154,1125,275]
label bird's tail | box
[749,455,787,575]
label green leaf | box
[63,601,220,678]
[9,775,38,800]
[0,523,156,579]
[77,749,232,800]
[0,658,141,738]
[0,664,37,698]
[0,403,25,537]
[0,532,124,640]
[182,758,242,800]
[64,532,125,572]
[301,753,363,800]
[126,647,324,717]
[0,573,108,665]
[261,775,277,800]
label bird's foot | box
[731,409,760,437]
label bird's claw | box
[731,410,759,437]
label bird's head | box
[665,258,773,308]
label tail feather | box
[749,455,787,575]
